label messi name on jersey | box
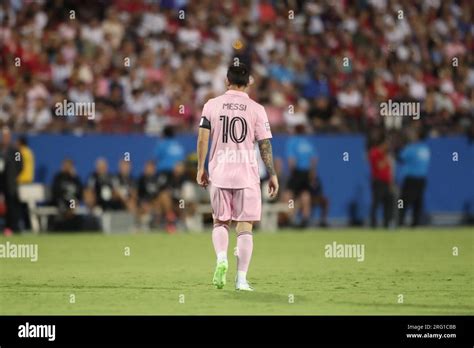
[222,103,247,111]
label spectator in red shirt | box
[368,137,394,228]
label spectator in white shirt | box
[126,88,149,116]
[26,98,52,132]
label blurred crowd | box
[0,0,472,137]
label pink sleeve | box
[255,105,272,141]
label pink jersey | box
[200,90,272,189]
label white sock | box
[237,271,247,283]
[217,251,227,263]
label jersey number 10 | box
[219,115,248,143]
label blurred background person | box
[16,135,35,230]
[0,127,23,235]
[166,161,187,229]
[26,97,52,133]
[136,160,177,232]
[153,126,185,180]
[111,159,137,215]
[282,124,328,227]
[16,135,35,184]
[85,158,122,213]
[180,153,210,231]
[145,103,172,136]
[368,136,394,228]
[50,158,94,231]
[137,160,163,231]
[153,161,179,234]
[398,130,431,227]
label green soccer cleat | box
[212,260,228,289]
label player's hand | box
[196,169,209,188]
[268,174,279,199]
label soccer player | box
[196,63,279,291]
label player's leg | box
[138,200,152,231]
[124,195,137,216]
[212,219,231,262]
[211,218,231,289]
[382,184,394,228]
[299,190,312,227]
[235,221,254,291]
[370,180,379,228]
[311,177,329,227]
[398,179,409,226]
[181,181,199,231]
[412,178,425,227]
[209,184,232,289]
[232,183,261,291]
[280,189,295,226]
[157,189,176,233]
[399,177,417,227]
[313,194,329,227]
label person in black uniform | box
[137,159,179,232]
[50,158,86,231]
[86,158,123,211]
[282,124,329,227]
[137,160,163,230]
[0,127,23,235]
[52,158,83,211]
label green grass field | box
[0,228,472,315]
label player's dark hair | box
[227,62,250,87]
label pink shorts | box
[209,183,262,222]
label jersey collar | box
[225,90,249,98]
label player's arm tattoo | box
[258,139,276,176]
